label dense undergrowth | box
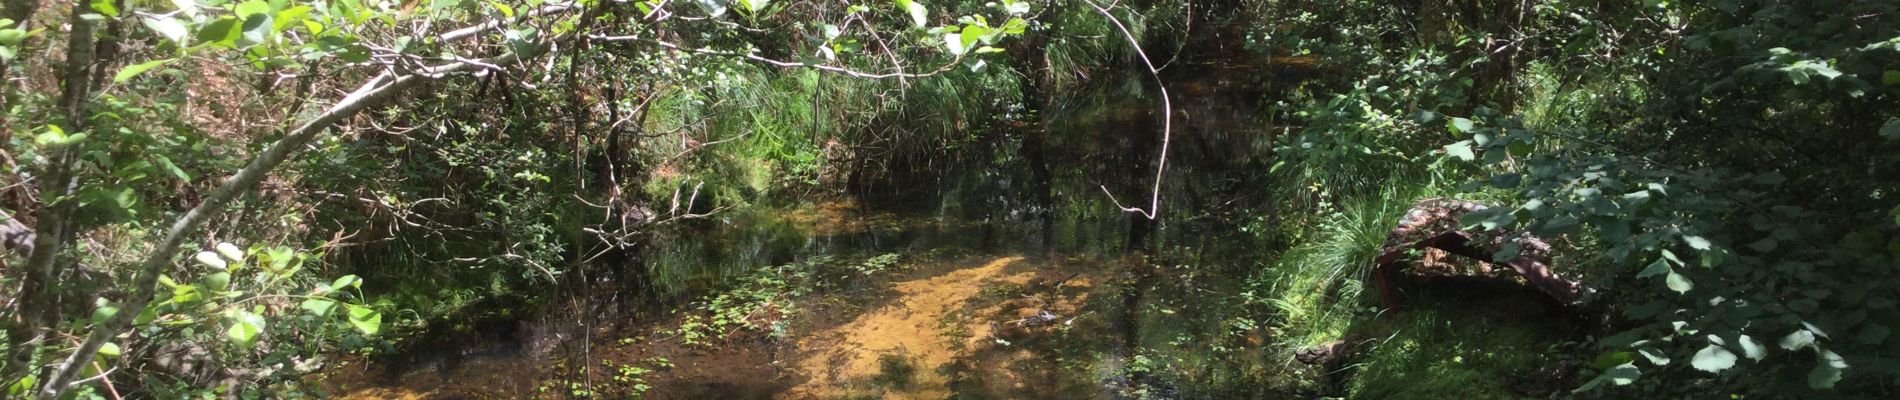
[3,0,1898,397]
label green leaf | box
[1691,343,1737,372]
[142,16,189,44]
[195,16,240,47]
[204,272,231,291]
[1781,329,1816,350]
[1638,258,1670,279]
[895,0,927,28]
[1880,118,1900,141]
[739,0,768,13]
[236,13,273,48]
[300,298,338,317]
[942,32,965,55]
[1448,117,1474,134]
[1573,362,1640,393]
[1665,271,1693,293]
[1738,334,1767,361]
[1637,347,1670,366]
[114,58,174,83]
[347,305,382,335]
[154,155,191,182]
[1884,70,1900,86]
[226,311,266,346]
[1809,349,1847,389]
[1443,140,1475,161]
[88,0,119,17]
[97,342,121,358]
[331,274,362,290]
[234,0,271,17]
[959,25,986,51]
[1682,235,1712,251]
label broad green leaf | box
[114,58,174,83]
[1781,329,1815,350]
[1003,0,1030,15]
[143,16,189,44]
[1682,235,1712,250]
[959,25,986,50]
[155,155,191,182]
[300,298,338,316]
[1809,349,1847,389]
[1738,334,1767,361]
[1448,117,1474,134]
[274,5,314,33]
[226,311,266,346]
[942,32,965,55]
[196,17,241,47]
[1637,347,1669,366]
[89,302,118,325]
[236,13,273,48]
[1573,362,1640,392]
[234,0,271,17]
[896,0,927,28]
[331,274,362,290]
[1638,258,1670,279]
[88,0,119,17]
[204,272,231,291]
[97,342,121,358]
[1000,17,1027,35]
[1691,343,1737,372]
[347,305,382,335]
[1880,118,1900,140]
[1443,140,1475,161]
[0,29,23,46]
[1665,271,1693,293]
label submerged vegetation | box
[2,0,1898,398]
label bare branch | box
[1084,0,1174,221]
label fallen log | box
[1372,198,1584,309]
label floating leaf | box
[1691,343,1737,372]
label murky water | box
[321,33,1338,398]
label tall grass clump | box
[1261,182,1439,348]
